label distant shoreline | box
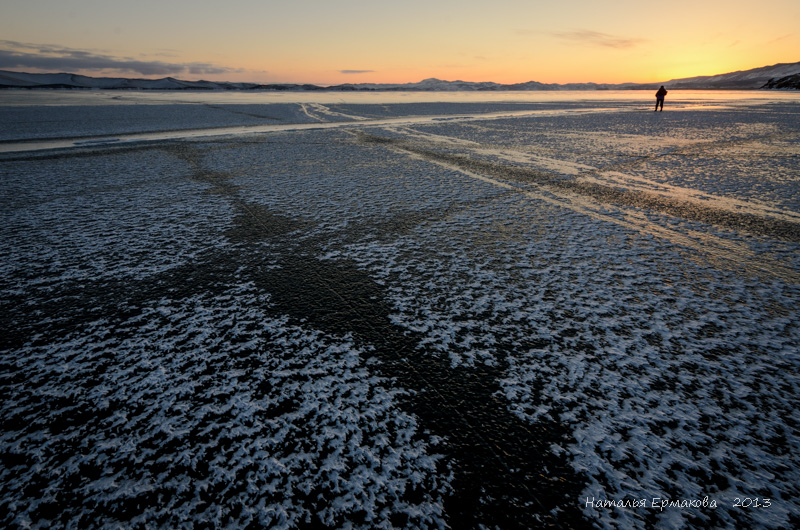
[3,61,800,91]
[0,85,775,93]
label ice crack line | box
[256,254,585,530]
[355,130,800,283]
[163,141,586,529]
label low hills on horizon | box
[1,61,799,92]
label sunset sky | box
[1,0,798,85]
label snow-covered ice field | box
[1,90,799,529]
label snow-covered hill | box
[762,73,800,90]
[663,62,800,89]
[0,71,260,90]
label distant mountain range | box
[659,62,800,89]
[2,61,799,91]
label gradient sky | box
[1,0,798,85]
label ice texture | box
[2,94,799,529]
[0,103,323,142]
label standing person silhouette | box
[655,86,668,111]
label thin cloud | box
[339,70,375,74]
[0,40,241,77]
[551,30,646,49]
[766,33,793,45]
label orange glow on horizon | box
[1,0,798,87]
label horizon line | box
[2,60,799,90]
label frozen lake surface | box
[1,91,799,529]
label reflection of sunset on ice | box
[2,92,799,529]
